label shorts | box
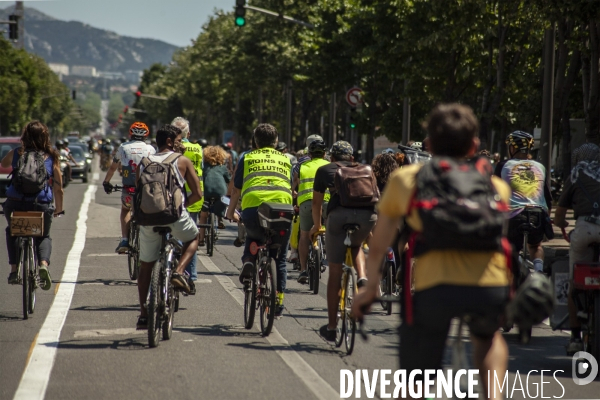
[325,207,376,264]
[399,285,509,373]
[569,217,600,278]
[121,186,135,209]
[298,200,328,232]
[139,210,199,262]
[507,209,547,253]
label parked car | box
[68,146,89,183]
[0,137,21,197]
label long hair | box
[372,153,398,188]
[19,121,59,169]
[203,145,227,166]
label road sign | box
[346,87,363,107]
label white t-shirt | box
[117,140,155,186]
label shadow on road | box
[54,338,146,351]
[71,304,139,312]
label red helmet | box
[129,122,150,138]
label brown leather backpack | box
[333,162,380,208]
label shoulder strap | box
[163,152,181,165]
[140,157,151,168]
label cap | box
[306,134,323,147]
[276,141,287,151]
[330,141,353,156]
[382,148,394,154]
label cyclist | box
[135,125,201,329]
[172,117,203,284]
[2,121,64,289]
[226,123,292,316]
[310,141,377,340]
[55,139,77,182]
[354,104,511,399]
[102,122,155,253]
[495,131,552,273]
[371,153,399,192]
[554,142,600,354]
[276,141,298,167]
[198,145,231,244]
[296,139,329,284]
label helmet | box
[63,138,70,145]
[222,142,231,150]
[381,148,394,155]
[198,138,208,147]
[104,138,111,144]
[308,139,327,154]
[55,140,64,148]
[276,141,287,152]
[129,122,150,138]
[121,136,128,143]
[506,130,534,153]
[507,272,555,328]
[409,142,422,151]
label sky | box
[7,0,228,47]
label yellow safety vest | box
[297,158,330,205]
[183,141,204,212]
[241,147,292,210]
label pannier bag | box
[258,202,294,231]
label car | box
[0,137,22,197]
[68,146,89,183]
[68,143,93,173]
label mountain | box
[0,6,179,73]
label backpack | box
[11,150,48,196]
[134,153,184,226]
[410,156,508,255]
[333,162,380,208]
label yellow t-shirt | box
[379,164,512,291]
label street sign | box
[346,87,363,107]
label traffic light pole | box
[244,5,314,28]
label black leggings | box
[4,200,54,265]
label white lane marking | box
[92,172,99,182]
[74,328,143,338]
[13,184,97,400]
[198,255,339,400]
[195,279,212,283]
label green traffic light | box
[235,16,246,26]
[350,123,356,129]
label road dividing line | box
[198,256,339,400]
[13,184,97,400]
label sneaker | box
[287,250,299,263]
[136,316,148,330]
[566,337,583,355]
[188,277,196,295]
[233,238,244,248]
[171,273,191,293]
[357,278,368,289]
[7,271,18,285]
[115,239,129,254]
[297,271,308,284]
[239,261,254,284]
[39,265,52,291]
[275,304,285,317]
[319,325,337,342]
[218,221,226,229]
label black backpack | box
[11,150,48,196]
[411,156,508,256]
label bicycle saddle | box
[343,223,360,232]
[152,227,172,234]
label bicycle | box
[108,184,140,280]
[243,202,293,336]
[558,227,600,360]
[379,248,399,315]
[307,226,326,295]
[199,197,221,257]
[335,224,360,355]
[504,205,544,343]
[146,226,181,348]
[3,208,64,319]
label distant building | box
[48,63,69,78]
[98,71,125,80]
[124,70,142,84]
[71,65,98,77]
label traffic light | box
[235,0,246,27]
[350,108,357,129]
[8,15,18,40]
[123,105,129,114]
[135,91,142,99]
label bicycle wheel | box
[207,213,214,257]
[147,261,162,348]
[243,273,257,329]
[591,293,600,360]
[379,262,389,311]
[127,223,138,280]
[312,242,321,295]
[259,257,276,336]
[334,270,347,348]
[162,280,175,340]
[212,213,218,248]
[20,241,30,320]
[28,238,37,315]
[307,248,315,291]
[385,263,393,315]
[344,267,357,355]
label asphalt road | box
[0,160,599,400]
